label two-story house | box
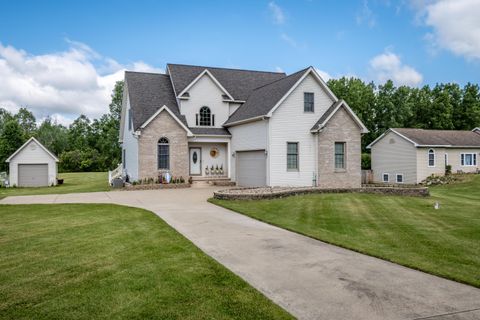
[119,64,368,187]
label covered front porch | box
[187,136,231,180]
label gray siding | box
[371,131,417,184]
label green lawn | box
[0,172,110,199]
[0,204,292,320]
[211,175,480,288]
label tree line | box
[327,78,480,150]
[1,78,479,173]
[0,81,124,172]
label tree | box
[457,83,480,130]
[35,117,69,156]
[68,115,93,150]
[0,119,25,171]
[14,107,37,139]
[109,80,124,124]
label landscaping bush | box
[361,153,371,170]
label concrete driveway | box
[2,187,480,320]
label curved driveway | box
[2,187,480,320]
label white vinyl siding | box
[371,131,417,184]
[122,93,139,181]
[8,140,57,187]
[269,73,334,186]
[229,120,268,182]
[178,74,230,128]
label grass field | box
[0,204,292,320]
[211,175,480,288]
[0,172,109,199]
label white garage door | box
[236,150,267,187]
[18,164,48,187]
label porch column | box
[227,141,231,179]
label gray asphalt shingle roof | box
[188,127,231,136]
[310,100,343,131]
[167,63,286,101]
[125,71,187,131]
[393,128,480,147]
[224,68,309,125]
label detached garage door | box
[18,164,48,187]
[236,150,267,187]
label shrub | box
[445,165,452,175]
[361,153,371,170]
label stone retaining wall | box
[123,183,190,191]
[214,186,429,200]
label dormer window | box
[196,106,215,126]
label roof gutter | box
[223,115,269,127]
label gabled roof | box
[6,137,59,162]
[224,68,308,126]
[367,128,480,149]
[310,100,369,133]
[125,71,187,131]
[140,105,193,136]
[167,63,286,101]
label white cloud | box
[369,51,423,86]
[280,33,298,48]
[0,40,162,126]
[413,0,480,60]
[314,68,332,82]
[356,0,376,28]
[268,1,285,24]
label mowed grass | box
[211,175,480,287]
[0,204,292,320]
[0,172,109,199]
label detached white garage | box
[6,137,59,187]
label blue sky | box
[1,0,479,124]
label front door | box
[189,148,202,175]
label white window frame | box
[287,142,299,171]
[396,173,404,183]
[461,153,477,166]
[382,173,389,183]
[428,149,435,167]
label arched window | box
[428,149,435,167]
[158,137,169,170]
[199,106,211,126]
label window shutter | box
[461,154,464,166]
[212,114,215,126]
[196,114,199,126]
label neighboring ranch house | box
[120,64,368,187]
[6,137,59,187]
[368,128,480,184]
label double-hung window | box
[335,142,346,169]
[304,92,314,112]
[461,153,477,166]
[287,142,299,170]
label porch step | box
[190,177,235,188]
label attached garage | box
[235,150,267,187]
[6,137,59,187]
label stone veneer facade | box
[138,111,189,180]
[317,107,362,188]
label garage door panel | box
[18,164,48,187]
[236,151,266,187]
